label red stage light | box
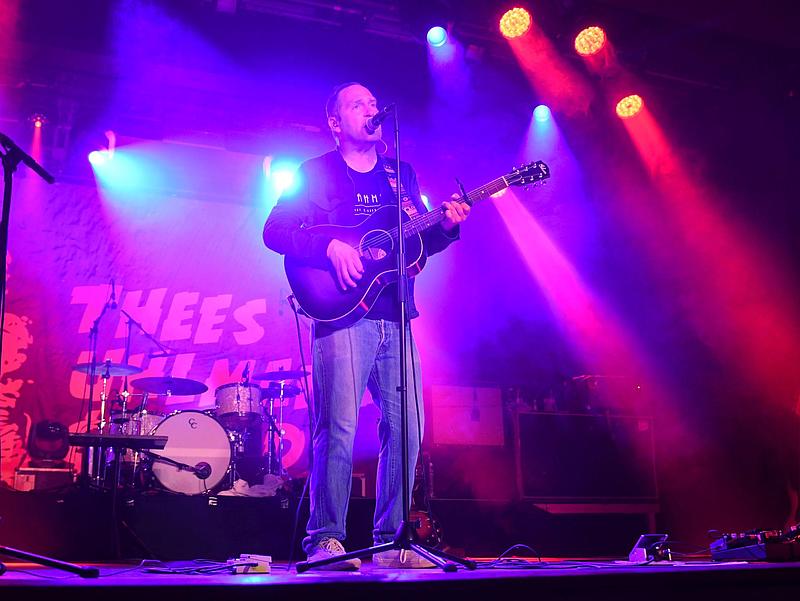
[499,7,532,39]
[575,26,606,56]
[30,113,46,128]
[616,94,643,119]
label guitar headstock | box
[507,160,550,188]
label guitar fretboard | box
[395,175,510,240]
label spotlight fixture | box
[616,94,644,119]
[27,420,69,465]
[427,26,448,48]
[499,7,532,39]
[88,150,110,166]
[575,26,606,56]
[88,130,117,166]
[29,113,46,129]
[269,160,300,195]
[533,104,551,122]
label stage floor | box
[2,558,799,601]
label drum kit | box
[76,360,308,496]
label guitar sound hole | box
[359,229,392,261]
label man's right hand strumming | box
[327,239,364,290]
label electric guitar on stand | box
[285,160,550,328]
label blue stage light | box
[88,150,109,166]
[270,160,300,196]
[533,104,551,122]
[273,169,295,194]
[427,26,448,48]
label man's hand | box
[327,239,364,290]
[442,194,471,231]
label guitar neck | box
[402,175,511,238]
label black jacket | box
[263,150,458,320]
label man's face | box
[329,84,380,145]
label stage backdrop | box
[0,175,345,484]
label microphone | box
[365,103,396,134]
[242,362,250,384]
[110,278,117,309]
[194,462,212,480]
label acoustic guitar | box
[285,161,550,327]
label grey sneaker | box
[306,537,361,571]
[373,549,436,569]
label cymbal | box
[73,362,143,377]
[263,382,302,398]
[130,376,208,396]
[252,369,309,381]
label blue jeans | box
[303,318,424,552]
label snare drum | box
[149,410,231,495]
[109,412,165,464]
[215,383,263,428]
[128,411,163,436]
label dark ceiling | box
[599,0,800,50]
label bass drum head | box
[150,410,231,495]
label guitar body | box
[285,205,426,328]
[283,161,550,328]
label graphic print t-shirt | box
[347,162,400,321]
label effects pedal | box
[228,553,272,574]
[711,527,800,562]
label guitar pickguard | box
[359,228,393,261]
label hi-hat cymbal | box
[252,369,309,381]
[73,362,143,377]
[130,376,208,396]
[263,382,302,398]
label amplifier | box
[14,466,75,491]
[514,410,658,500]
[428,385,516,500]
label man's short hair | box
[325,81,363,122]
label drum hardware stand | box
[263,411,282,476]
[260,382,288,478]
[297,109,476,573]
[277,382,287,475]
[0,133,98,577]
[269,382,291,476]
[81,286,117,486]
[265,395,278,475]
[227,429,246,487]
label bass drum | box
[149,410,231,495]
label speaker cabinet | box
[514,410,657,500]
[428,385,516,500]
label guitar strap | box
[381,158,420,218]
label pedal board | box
[711,527,800,561]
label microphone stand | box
[297,109,475,573]
[0,133,54,364]
[139,451,210,479]
[0,134,98,577]
[121,308,175,359]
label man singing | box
[263,82,469,569]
